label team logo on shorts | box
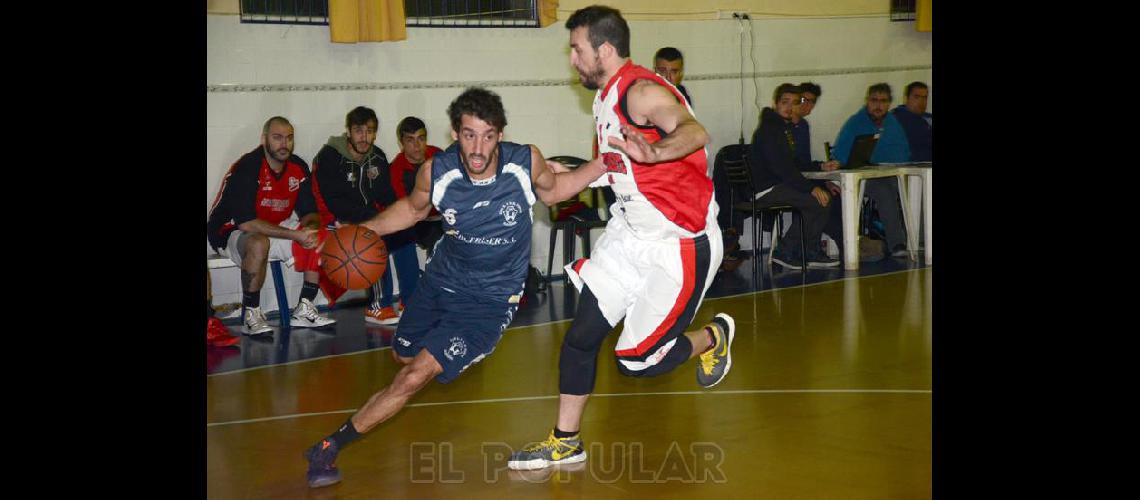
[443,208,457,226]
[649,342,674,365]
[396,336,411,347]
[601,152,627,174]
[499,201,522,226]
[444,337,467,360]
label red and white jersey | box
[251,160,308,224]
[591,60,715,240]
[206,146,316,251]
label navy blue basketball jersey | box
[425,141,535,302]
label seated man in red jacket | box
[391,116,445,257]
[206,116,337,336]
[362,116,446,324]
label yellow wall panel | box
[916,0,931,32]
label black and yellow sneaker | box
[507,430,587,470]
[697,313,736,388]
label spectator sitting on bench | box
[312,106,412,326]
[206,116,337,336]
[392,116,446,259]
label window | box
[240,0,329,25]
[890,0,917,22]
[405,0,539,27]
[238,0,540,27]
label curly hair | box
[448,87,507,133]
[345,106,378,129]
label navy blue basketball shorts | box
[392,275,518,384]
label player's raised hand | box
[607,124,659,164]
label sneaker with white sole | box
[697,313,735,388]
[241,307,273,336]
[770,250,803,270]
[806,252,840,268]
[508,431,587,470]
[292,298,337,328]
[364,305,400,325]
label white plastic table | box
[893,165,931,267]
[802,166,928,270]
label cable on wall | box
[736,14,747,144]
[745,15,761,123]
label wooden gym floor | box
[207,266,932,499]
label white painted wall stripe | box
[207,65,933,93]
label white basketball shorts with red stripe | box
[564,212,723,374]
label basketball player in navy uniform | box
[508,5,736,470]
[302,87,608,488]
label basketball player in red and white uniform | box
[509,5,736,470]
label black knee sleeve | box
[559,342,598,395]
[558,286,613,395]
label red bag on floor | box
[207,316,240,347]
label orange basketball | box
[320,225,388,290]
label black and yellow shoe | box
[507,430,587,470]
[697,313,735,388]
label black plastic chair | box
[542,156,609,289]
[714,144,807,279]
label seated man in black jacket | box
[311,106,414,326]
[748,83,838,269]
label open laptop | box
[843,134,879,169]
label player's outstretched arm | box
[530,145,606,206]
[360,158,434,236]
[606,80,709,164]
